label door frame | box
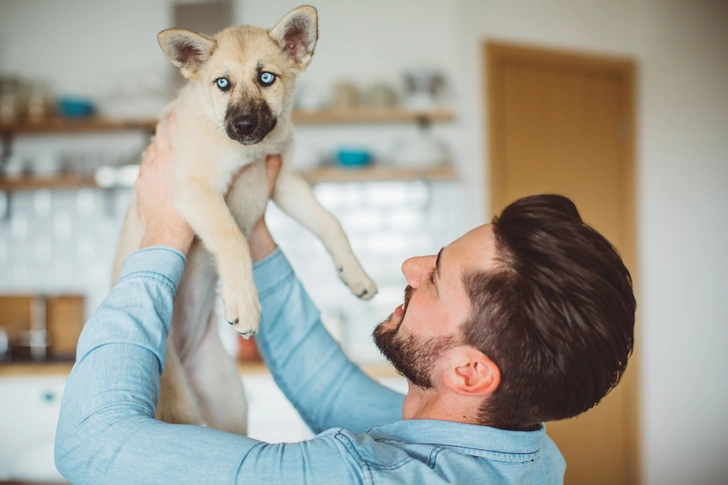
[485,41,640,484]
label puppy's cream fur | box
[112,6,377,432]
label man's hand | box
[137,113,195,255]
[136,110,282,259]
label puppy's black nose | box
[234,114,257,135]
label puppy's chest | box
[216,140,288,192]
[225,158,270,236]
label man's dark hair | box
[462,194,636,431]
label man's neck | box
[402,386,481,425]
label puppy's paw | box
[336,259,378,300]
[222,284,261,339]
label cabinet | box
[0,375,67,482]
[0,373,313,482]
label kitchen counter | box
[0,481,69,484]
[0,361,400,378]
[0,362,75,376]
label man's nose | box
[401,255,436,288]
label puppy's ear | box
[158,29,216,79]
[269,6,318,71]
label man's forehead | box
[442,224,497,275]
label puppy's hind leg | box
[112,192,145,284]
[157,340,203,425]
[184,307,248,435]
[112,188,202,425]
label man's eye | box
[215,77,231,91]
[259,71,276,86]
[428,268,436,284]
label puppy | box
[112,6,377,434]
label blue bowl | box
[336,150,372,167]
[57,97,96,118]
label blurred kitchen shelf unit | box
[302,164,456,183]
[291,107,455,124]
[0,109,457,190]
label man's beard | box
[373,285,453,389]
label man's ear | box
[443,347,501,397]
[158,29,216,79]
[269,6,318,71]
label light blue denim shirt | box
[55,247,565,484]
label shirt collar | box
[365,419,546,461]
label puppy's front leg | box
[174,179,260,336]
[273,166,377,300]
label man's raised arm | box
[249,218,404,435]
[55,246,368,485]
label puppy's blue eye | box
[259,72,276,86]
[216,77,230,91]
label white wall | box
[636,1,728,484]
[459,1,728,484]
[1,1,727,483]
[235,0,461,93]
[0,0,173,97]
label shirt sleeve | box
[54,247,364,485]
[252,249,405,435]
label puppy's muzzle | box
[226,112,261,144]
[225,103,277,145]
[233,114,257,137]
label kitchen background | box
[0,1,726,484]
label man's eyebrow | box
[435,247,444,279]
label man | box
[55,117,635,484]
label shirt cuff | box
[252,248,295,298]
[116,246,187,292]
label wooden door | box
[486,42,638,485]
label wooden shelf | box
[0,165,456,191]
[0,117,157,135]
[0,174,97,191]
[301,164,456,183]
[292,107,455,124]
[0,108,454,136]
